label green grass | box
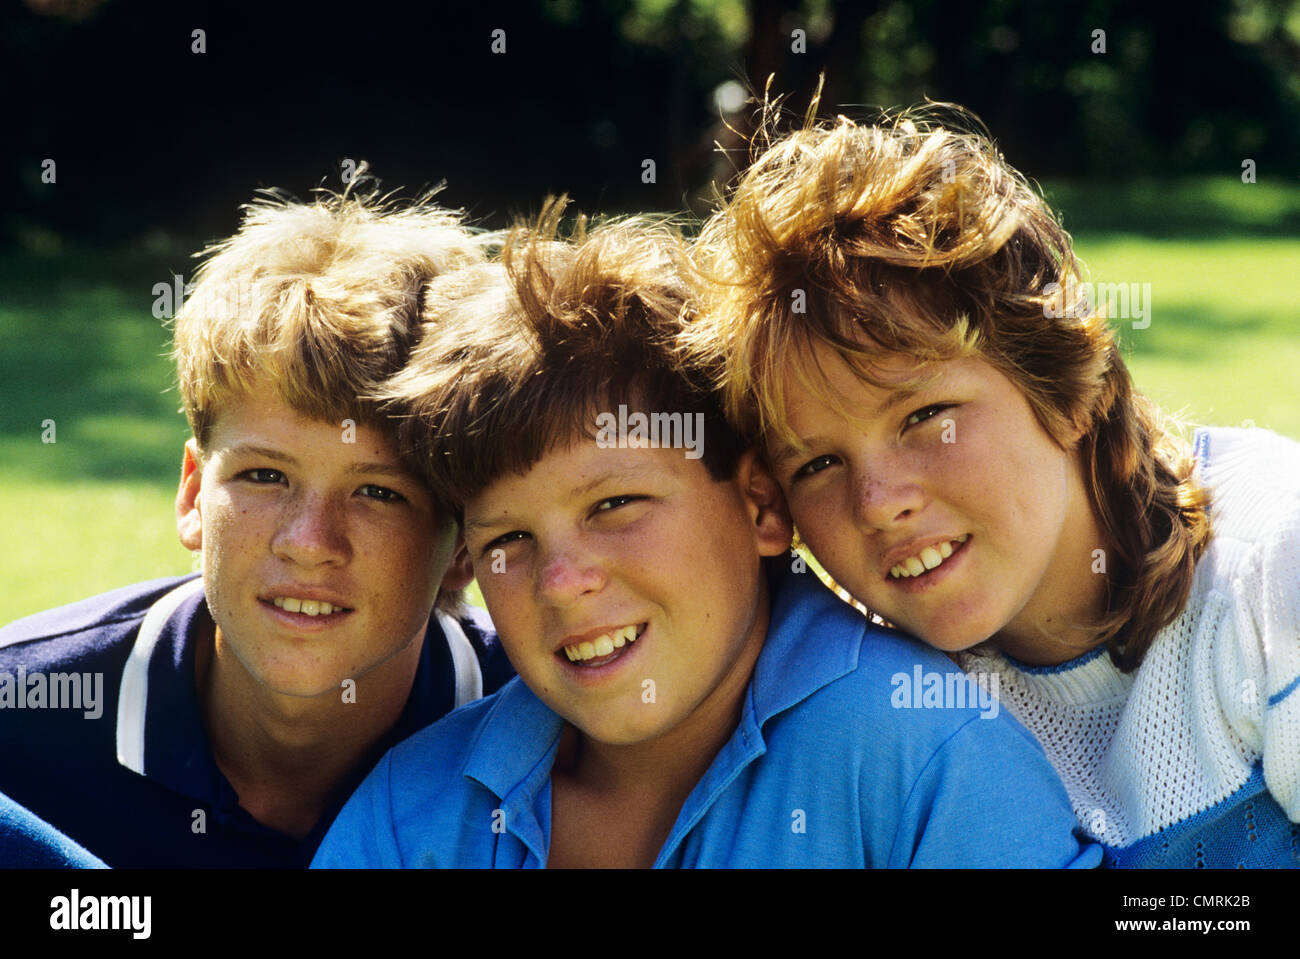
[0,253,198,623]
[1,179,1297,624]
[1071,235,1300,438]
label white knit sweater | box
[959,427,1300,855]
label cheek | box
[925,422,1018,518]
[375,517,448,582]
[476,571,514,615]
[475,562,532,632]
[787,484,848,557]
[200,502,254,569]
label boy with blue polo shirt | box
[0,183,513,867]
[312,207,1101,868]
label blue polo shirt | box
[0,575,513,867]
[313,565,1102,868]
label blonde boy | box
[0,183,513,867]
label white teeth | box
[273,597,339,615]
[888,538,968,579]
[564,625,640,662]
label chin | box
[888,616,981,654]
[256,667,351,700]
[576,716,662,747]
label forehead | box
[204,388,403,463]
[775,341,938,435]
[465,435,710,513]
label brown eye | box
[905,405,949,428]
[793,454,838,480]
[484,530,528,554]
[359,484,404,503]
[595,495,643,512]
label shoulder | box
[315,684,518,867]
[1197,426,1300,486]
[1191,429,1300,629]
[381,682,522,823]
[0,576,198,669]
[0,790,106,869]
[756,608,1093,866]
[1188,428,1300,640]
[387,683,505,773]
[783,601,1018,731]
[763,588,1048,783]
[1198,428,1300,540]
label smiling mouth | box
[265,596,352,617]
[560,624,646,666]
[888,535,970,580]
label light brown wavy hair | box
[686,99,1212,671]
[376,199,748,519]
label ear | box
[438,534,475,592]
[735,448,794,557]
[176,438,205,551]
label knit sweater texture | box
[959,427,1300,867]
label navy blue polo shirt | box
[0,575,513,867]
[0,790,106,868]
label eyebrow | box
[462,464,665,540]
[227,445,416,480]
[770,387,921,465]
[570,463,662,497]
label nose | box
[851,461,926,532]
[537,543,606,607]
[271,491,351,567]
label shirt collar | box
[458,562,865,851]
[462,680,564,861]
[116,577,465,807]
[749,561,864,725]
[114,576,245,814]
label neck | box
[195,615,425,839]
[993,461,1113,667]
[992,611,1108,668]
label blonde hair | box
[688,101,1212,670]
[172,174,484,613]
[173,176,484,451]
[378,199,747,516]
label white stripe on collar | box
[116,578,206,776]
[435,610,483,709]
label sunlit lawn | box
[1,178,1297,624]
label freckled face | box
[769,346,1102,657]
[464,441,789,746]
[183,394,458,698]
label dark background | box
[5,0,1299,248]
